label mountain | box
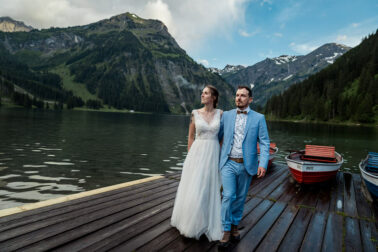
[225,43,351,106]
[265,30,378,123]
[209,64,245,78]
[0,14,234,113]
[0,17,33,32]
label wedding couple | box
[171,85,270,247]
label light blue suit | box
[218,108,270,231]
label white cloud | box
[239,29,259,37]
[0,0,249,53]
[276,2,303,23]
[289,42,317,54]
[274,32,283,37]
[288,17,378,55]
[336,35,348,42]
[197,59,209,66]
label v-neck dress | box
[170,109,223,241]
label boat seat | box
[301,145,337,163]
[367,154,378,172]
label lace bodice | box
[193,109,221,140]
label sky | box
[0,0,377,68]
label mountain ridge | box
[223,43,351,106]
[0,13,234,113]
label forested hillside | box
[0,13,234,113]
[265,30,378,123]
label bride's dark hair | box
[205,85,219,108]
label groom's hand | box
[257,167,266,178]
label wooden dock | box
[0,164,376,251]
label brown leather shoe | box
[231,225,241,241]
[218,231,231,247]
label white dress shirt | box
[229,107,250,158]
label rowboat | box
[258,142,278,168]
[285,145,343,184]
[359,152,378,198]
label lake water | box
[0,107,377,209]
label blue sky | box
[1,0,377,69]
[195,0,378,68]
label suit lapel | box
[230,109,237,138]
[243,110,252,142]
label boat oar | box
[285,149,304,154]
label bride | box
[171,85,223,241]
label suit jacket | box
[218,108,270,175]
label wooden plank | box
[35,201,174,252]
[136,228,181,252]
[165,196,265,252]
[158,233,197,252]
[360,219,378,252]
[0,189,176,251]
[301,184,325,208]
[322,212,343,252]
[184,197,264,252]
[250,167,287,196]
[207,200,274,252]
[183,235,216,252]
[0,182,179,242]
[277,179,299,203]
[290,184,319,208]
[343,173,358,218]
[85,208,173,251]
[344,217,362,252]
[234,201,286,252]
[269,177,293,201]
[329,172,344,212]
[112,218,173,251]
[315,184,331,212]
[0,177,168,223]
[256,205,299,252]
[0,179,177,233]
[256,169,288,198]
[237,200,274,239]
[300,211,327,252]
[277,207,312,252]
[352,174,372,219]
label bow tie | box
[237,110,247,114]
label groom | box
[218,85,270,246]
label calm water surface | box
[0,107,377,209]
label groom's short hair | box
[237,85,253,97]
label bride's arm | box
[187,113,196,151]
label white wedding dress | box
[171,109,223,241]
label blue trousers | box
[221,159,252,231]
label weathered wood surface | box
[0,164,377,251]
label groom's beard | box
[236,101,248,109]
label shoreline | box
[265,116,378,127]
[1,101,376,126]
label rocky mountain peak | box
[270,55,298,65]
[208,64,245,76]
[224,42,351,106]
[0,16,33,32]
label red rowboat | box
[258,142,278,168]
[285,145,343,184]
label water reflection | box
[0,107,376,209]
